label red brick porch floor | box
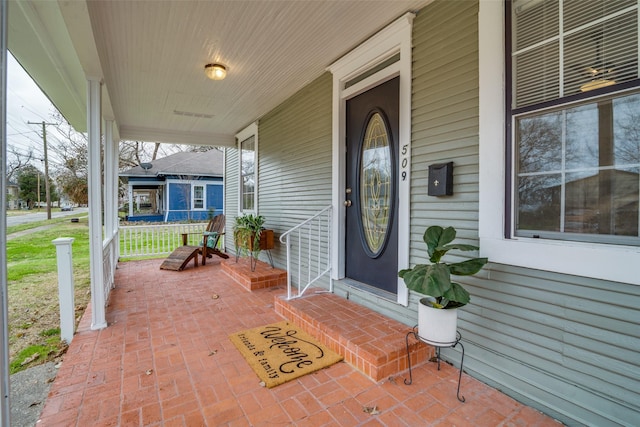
[37,259,562,426]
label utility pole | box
[28,121,55,219]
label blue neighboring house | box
[120,149,224,222]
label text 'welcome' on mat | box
[229,321,343,388]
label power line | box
[7,84,54,122]
[6,141,64,170]
[6,130,34,137]
[7,126,43,150]
[7,119,66,167]
[27,121,56,219]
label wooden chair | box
[200,214,228,264]
[181,214,228,264]
[160,215,228,271]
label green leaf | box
[424,226,443,259]
[400,265,430,293]
[439,227,457,246]
[443,282,470,306]
[425,226,457,262]
[449,258,488,276]
[402,263,451,297]
[427,264,451,296]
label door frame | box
[328,13,413,306]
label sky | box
[7,52,64,171]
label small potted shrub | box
[233,213,274,270]
[399,225,487,345]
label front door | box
[345,77,399,294]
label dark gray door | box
[345,77,399,294]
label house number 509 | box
[400,144,409,181]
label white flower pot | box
[417,297,458,346]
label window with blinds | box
[510,0,640,245]
[512,0,638,109]
[240,135,256,212]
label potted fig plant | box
[398,225,487,346]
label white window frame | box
[478,0,640,286]
[328,13,414,305]
[236,122,258,215]
[191,183,205,210]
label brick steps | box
[275,292,432,382]
[220,259,432,382]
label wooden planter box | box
[236,229,275,252]
[248,229,274,251]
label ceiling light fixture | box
[205,63,227,80]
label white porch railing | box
[119,222,210,258]
[280,205,332,300]
[102,230,119,304]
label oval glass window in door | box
[360,112,392,256]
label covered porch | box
[3,0,638,425]
[37,258,559,426]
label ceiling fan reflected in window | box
[579,31,616,92]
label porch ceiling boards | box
[8,0,431,147]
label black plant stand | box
[404,326,466,402]
[235,230,275,271]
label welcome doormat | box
[229,321,343,388]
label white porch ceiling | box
[8,0,431,147]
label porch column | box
[0,0,11,423]
[87,77,107,330]
[111,129,120,259]
[128,184,134,218]
[104,120,116,238]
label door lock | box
[345,188,352,194]
[344,200,352,207]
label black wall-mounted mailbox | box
[428,162,454,196]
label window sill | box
[480,236,640,285]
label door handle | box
[344,200,352,207]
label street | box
[6,207,88,226]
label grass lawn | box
[6,218,91,373]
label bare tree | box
[119,140,190,170]
[45,111,213,205]
[6,144,34,182]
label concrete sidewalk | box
[10,362,58,427]
[7,224,58,241]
